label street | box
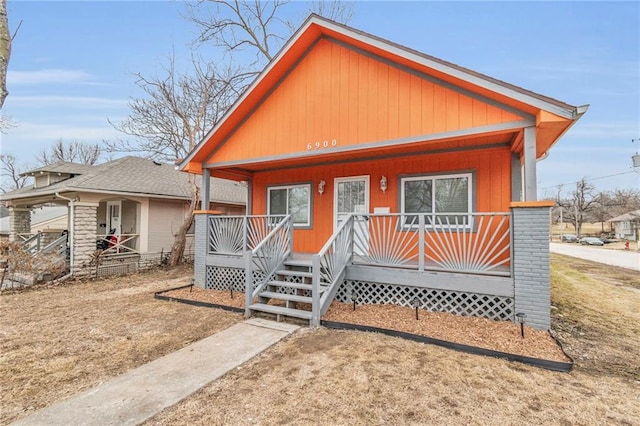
[549,243,640,272]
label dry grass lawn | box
[0,266,243,425]
[145,254,640,425]
[2,255,639,425]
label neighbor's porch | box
[6,197,147,279]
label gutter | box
[55,192,79,276]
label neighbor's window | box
[267,184,311,227]
[401,173,472,227]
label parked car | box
[561,234,578,243]
[598,237,617,244]
[579,237,604,246]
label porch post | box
[201,168,210,210]
[8,207,31,242]
[72,202,99,278]
[418,214,425,271]
[523,126,537,201]
[511,201,554,330]
[193,212,208,288]
[511,154,523,202]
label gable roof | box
[608,210,640,223]
[1,156,246,205]
[179,14,587,174]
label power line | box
[540,170,637,190]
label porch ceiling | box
[207,131,515,177]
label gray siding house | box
[1,156,246,277]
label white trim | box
[400,172,473,228]
[266,183,312,227]
[333,175,370,232]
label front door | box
[334,176,369,255]
[106,201,122,237]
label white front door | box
[334,176,369,255]
[106,201,122,236]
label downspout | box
[55,193,78,276]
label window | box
[267,184,311,227]
[401,173,472,227]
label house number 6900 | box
[307,139,337,150]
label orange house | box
[180,15,587,329]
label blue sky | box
[1,1,639,195]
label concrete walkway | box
[12,318,300,426]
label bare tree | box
[188,0,354,85]
[608,188,640,216]
[110,2,355,266]
[108,57,240,265]
[556,178,600,237]
[0,0,10,110]
[0,154,30,193]
[108,58,241,163]
[37,139,103,166]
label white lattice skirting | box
[205,266,307,296]
[204,267,514,321]
[336,280,514,321]
[205,267,246,292]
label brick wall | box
[512,206,551,330]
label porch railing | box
[22,233,43,256]
[39,234,68,256]
[352,212,511,277]
[244,215,293,317]
[97,234,140,255]
[209,215,285,255]
[311,215,355,326]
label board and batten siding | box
[147,199,189,254]
[211,38,524,165]
[252,145,511,253]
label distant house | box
[0,156,246,277]
[179,15,587,330]
[609,210,640,240]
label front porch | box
[194,204,551,329]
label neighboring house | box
[0,156,246,277]
[608,210,640,240]
[179,16,587,329]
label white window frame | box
[400,172,473,229]
[267,183,312,228]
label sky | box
[1,1,639,196]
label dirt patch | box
[163,287,568,362]
[0,266,243,425]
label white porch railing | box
[39,234,68,256]
[244,215,293,317]
[97,234,140,255]
[209,215,285,254]
[21,233,43,256]
[311,215,355,325]
[352,212,511,277]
